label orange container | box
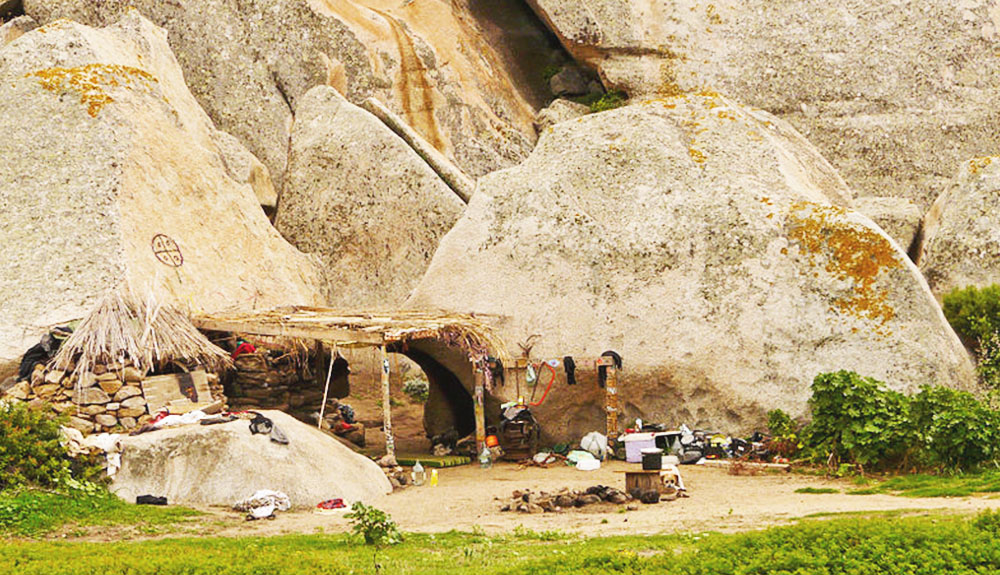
[485,434,499,448]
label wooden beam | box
[381,344,395,459]
[605,364,619,437]
[474,364,486,454]
[193,318,384,345]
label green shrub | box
[572,90,628,113]
[909,386,1000,469]
[402,376,429,403]
[346,502,401,547]
[767,409,795,438]
[0,402,74,491]
[804,371,912,469]
[942,284,1000,347]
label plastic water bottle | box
[411,461,426,486]
[429,468,439,487]
[479,446,493,469]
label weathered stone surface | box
[80,404,107,416]
[113,410,391,505]
[24,0,540,186]
[120,416,137,429]
[0,14,322,369]
[76,372,96,388]
[98,378,123,396]
[854,197,923,254]
[66,416,94,434]
[50,401,75,414]
[33,383,59,399]
[74,387,110,405]
[275,86,463,307]
[105,402,120,411]
[44,370,64,385]
[5,381,30,400]
[0,14,36,45]
[122,366,142,383]
[118,406,146,419]
[549,66,589,96]
[409,96,976,438]
[120,396,146,410]
[95,372,119,382]
[525,0,1000,208]
[95,414,118,427]
[919,156,1000,296]
[534,98,590,133]
[114,386,142,402]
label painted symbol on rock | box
[151,234,183,267]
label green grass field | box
[850,469,1000,497]
[3,511,1000,575]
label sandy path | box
[201,461,1000,539]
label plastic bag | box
[580,431,608,460]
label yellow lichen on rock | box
[787,202,902,330]
[968,156,995,175]
[26,64,158,117]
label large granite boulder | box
[409,95,976,438]
[919,156,1000,296]
[525,0,1000,209]
[112,410,391,506]
[25,0,542,190]
[275,86,463,307]
[0,14,321,373]
[854,197,923,256]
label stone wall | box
[3,360,225,434]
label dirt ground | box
[195,461,1000,539]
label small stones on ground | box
[500,485,636,513]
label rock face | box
[276,86,463,307]
[534,98,590,133]
[854,197,923,256]
[0,14,36,45]
[25,0,543,190]
[525,0,1000,209]
[919,157,1000,296]
[409,95,976,438]
[112,410,391,506]
[0,15,322,370]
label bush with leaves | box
[804,371,912,469]
[909,386,1000,469]
[943,285,1000,389]
[402,376,429,403]
[0,402,105,492]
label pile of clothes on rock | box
[318,399,365,447]
[499,485,635,514]
[128,409,290,445]
[234,489,291,520]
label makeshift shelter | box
[5,288,232,434]
[193,307,511,457]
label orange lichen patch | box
[786,202,902,331]
[26,64,157,117]
[689,148,707,164]
[968,156,994,175]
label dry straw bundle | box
[52,287,231,393]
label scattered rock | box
[32,383,59,399]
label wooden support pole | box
[381,344,395,458]
[474,364,486,454]
[317,343,335,430]
[598,356,620,437]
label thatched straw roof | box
[52,288,232,385]
[194,307,511,363]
